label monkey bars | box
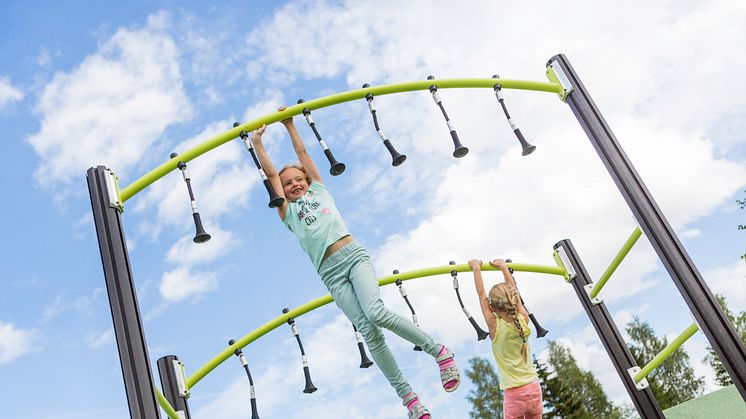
[185,261,565,390]
[87,53,746,419]
[118,78,562,203]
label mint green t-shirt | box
[282,181,350,271]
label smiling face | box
[279,167,310,202]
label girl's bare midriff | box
[323,235,354,261]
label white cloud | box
[159,266,218,302]
[0,322,37,364]
[705,260,746,309]
[27,12,192,193]
[86,329,115,349]
[42,288,104,321]
[0,76,23,109]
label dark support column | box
[87,166,161,419]
[547,54,746,400]
[157,355,191,418]
[555,240,664,417]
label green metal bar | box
[634,322,700,383]
[156,388,181,419]
[119,78,562,203]
[591,227,642,298]
[185,261,566,389]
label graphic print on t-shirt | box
[295,189,329,227]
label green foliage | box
[545,341,623,418]
[535,354,585,418]
[703,294,746,386]
[465,357,503,419]
[626,316,704,409]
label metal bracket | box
[584,283,603,305]
[103,168,124,213]
[546,60,574,102]
[554,246,577,281]
[627,366,650,390]
[172,359,190,398]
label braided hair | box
[488,282,529,362]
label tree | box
[545,341,622,418]
[703,294,746,386]
[535,354,585,418]
[465,357,503,419]
[626,316,704,409]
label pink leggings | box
[503,381,543,419]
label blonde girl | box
[469,258,543,419]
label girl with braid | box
[251,108,460,419]
[469,258,543,419]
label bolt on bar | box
[119,78,562,204]
[181,261,566,394]
[634,322,699,383]
[591,227,642,299]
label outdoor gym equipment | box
[86,53,746,419]
[297,98,345,175]
[492,75,536,156]
[228,338,260,419]
[362,83,407,166]
[351,323,374,368]
[449,260,490,341]
[282,307,318,394]
[427,75,468,158]
[170,152,211,243]
[234,121,284,208]
[394,269,423,351]
[505,258,548,338]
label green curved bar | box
[156,388,181,419]
[120,78,562,203]
[183,261,566,390]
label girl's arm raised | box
[252,125,288,219]
[490,259,530,323]
[469,259,497,340]
[279,108,323,184]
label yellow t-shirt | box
[491,315,538,390]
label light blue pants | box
[319,240,440,397]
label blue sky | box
[1,1,745,418]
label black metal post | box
[157,355,191,418]
[87,166,160,419]
[548,54,746,400]
[554,240,663,417]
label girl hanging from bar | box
[469,259,543,419]
[251,107,461,419]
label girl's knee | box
[364,300,390,327]
[356,318,384,342]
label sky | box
[1,0,745,418]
